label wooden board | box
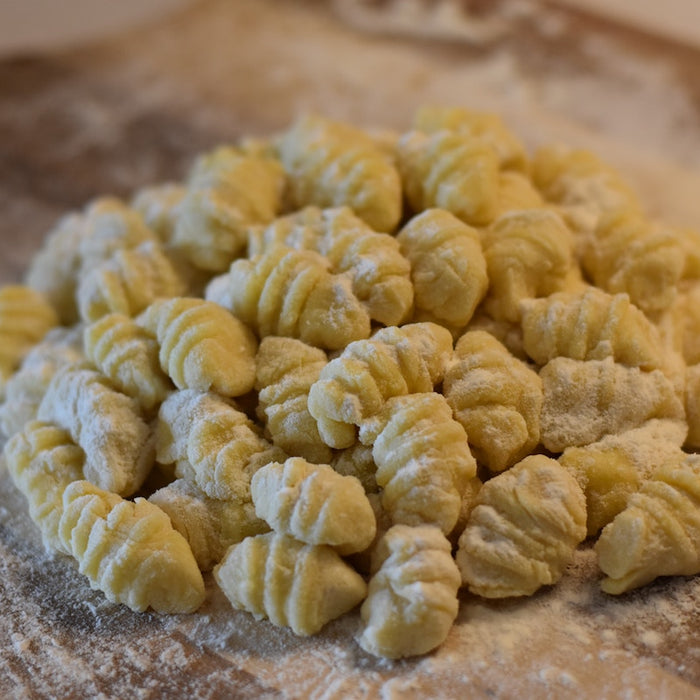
[3,1,700,697]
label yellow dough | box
[138,296,257,397]
[481,208,574,322]
[4,420,84,553]
[456,454,587,598]
[59,480,205,613]
[172,145,285,272]
[37,363,154,497]
[84,313,173,413]
[277,114,402,233]
[77,240,185,323]
[444,330,542,472]
[520,286,665,370]
[0,285,59,397]
[214,531,367,636]
[255,335,332,464]
[307,322,453,448]
[358,524,461,659]
[596,454,700,594]
[156,389,282,502]
[149,478,269,572]
[248,206,413,325]
[359,392,477,535]
[250,457,376,555]
[208,244,371,350]
[396,208,488,328]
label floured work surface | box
[3,1,700,697]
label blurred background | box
[2,0,700,281]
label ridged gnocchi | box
[248,206,413,325]
[583,211,686,315]
[214,531,367,636]
[84,313,172,412]
[444,330,542,473]
[172,145,285,272]
[456,455,587,597]
[396,129,500,226]
[37,363,154,496]
[3,420,84,553]
[358,524,461,659]
[540,357,685,452]
[277,114,402,233]
[481,208,574,322]
[559,419,687,536]
[77,240,185,323]
[59,480,205,613]
[359,392,477,535]
[596,454,700,594]
[250,457,376,554]
[138,296,257,397]
[520,286,664,370]
[307,322,453,448]
[207,245,371,350]
[254,336,332,464]
[0,325,84,438]
[396,208,488,328]
[149,478,269,571]
[156,390,282,501]
[0,285,59,396]
[130,182,186,244]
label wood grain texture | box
[2,1,700,697]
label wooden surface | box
[3,1,700,697]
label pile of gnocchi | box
[2,106,700,659]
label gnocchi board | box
[2,0,700,697]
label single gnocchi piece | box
[250,457,376,555]
[307,322,453,448]
[76,197,159,273]
[520,287,665,371]
[596,454,700,594]
[0,325,84,438]
[444,330,542,473]
[494,171,543,217]
[530,144,642,238]
[172,145,285,271]
[583,211,686,315]
[357,524,461,659]
[156,390,283,501]
[0,285,59,396]
[396,129,500,226]
[37,363,154,496]
[130,182,187,244]
[214,531,367,636]
[207,245,371,351]
[254,336,332,464]
[138,297,257,397]
[84,313,173,413]
[559,419,687,537]
[396,208,488,328]
[3,420,84,553]
[412,105,529,172]
[24,212,87,324]
[248,206,413,326]
[59,480,205,613]
[277,114,402,233]
[77,240,185,323]
[481,208,574,322]
[456,455,587,598]
[149,478,269,571]
[359,393,477,535]
[540,357,685,452]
